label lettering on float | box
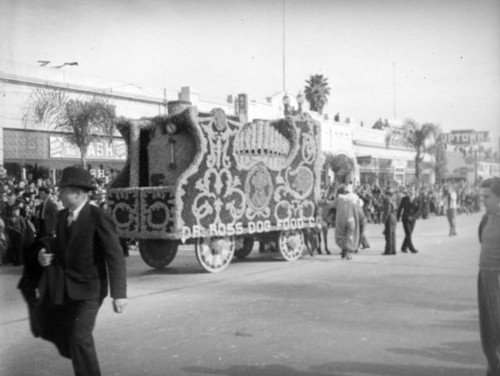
[180,216,321,243]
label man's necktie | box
[67,211,75,226]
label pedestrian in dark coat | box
[36,186,60,238]
[36,166,127,376]
[381,189,397,255]
[477,177,500,376]
[6,205,26,265]
[397,187,422,253]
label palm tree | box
[24,89,117,167]
[430,136,448,182]
[304,74,331,114]
[323,152,354,182]
[386,119,441,184]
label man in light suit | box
[37,166,127,376]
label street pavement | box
[0,212,487,376]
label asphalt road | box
[0,212,487,376]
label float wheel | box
[195,236,235,273]
[278,230,305,261]
[138,239,178,269]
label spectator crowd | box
[317,179,483,259]
[0,172,108,266]
[323,180,482,227]
[0,168,484,267]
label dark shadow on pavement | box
[387,339,483,366]
[184,364,332,376]
[431,316,479,333]
[185,361,483,376]
[313,361,483,376]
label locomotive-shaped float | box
[107,102,322,272]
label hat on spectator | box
[58,166,95,191]
[38,186,51,194]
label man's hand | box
[113,298,128,314]
[38,248,54,267]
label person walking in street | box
[332,184,361,260]
[0,217,7,265]
[357,204,370,250]
[6,204,26,265]
[36,186,60,238]
[381,189,397,255]
[397,186,422,253]
[477,177,500,376]
[36,166,127,376]
[444,183,458,236]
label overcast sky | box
[2,0,499,148]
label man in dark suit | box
[381,189,397,255]
[37,166,127,376]
[36,186,60,238]
[397,186,422,253]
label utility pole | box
[474,147,478,184]
[392,61,396,119]
[282,0,286,93]
[163,88,167,115]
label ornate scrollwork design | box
[185,109,247,229]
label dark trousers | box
[401,218,417,251]
[478,270,500,376]
[7,230,24,265]
[38,298,102,376]
[359,219,370,249]
[383,215,396,254]
[68,299,101,376]
[446,209,457,236]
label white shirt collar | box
[70,200,87,221]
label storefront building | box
[4,60,479,187]
[352,125,434,186]
[0,60,169,181]
[3,128,126,183]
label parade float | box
[106,102,322,272]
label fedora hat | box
[58,166,95,190]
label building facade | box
[3,60,494,186]
[0,60,169,182]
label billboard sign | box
[440,130,490,145]
[49,136,127,160]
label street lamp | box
[296,91,304,114]
[471,143,480,184]
[282,94,291,116]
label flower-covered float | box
[107,102,322,272]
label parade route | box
[0,212,486,376]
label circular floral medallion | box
[244,163,273,210]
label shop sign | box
[49,136,127,160]
[441,130,490,145]
[90,169,113,184]
[393,160,406,169]
[356,155,372,165]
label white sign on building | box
[49,136,127,160]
